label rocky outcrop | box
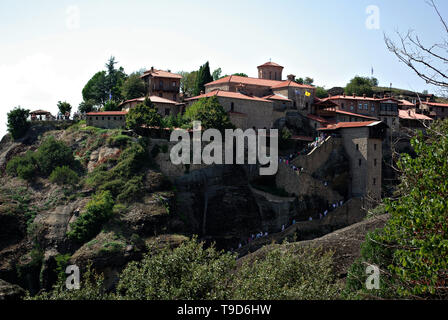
[0,279,25,300]
[239,214,389,277]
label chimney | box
[363,94,366,98]
[353,93,356,98]
[151,66,154,72]
[343,93,346,97]
[373,94,376,99]
[287,74,296,81]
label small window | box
[114,117,116,120]
[159,92,163,97]
[371,106,375,112]
[102,117,104,120]
[373,178,376,185]
[230,102,234,112]
[165,109,170,116]
[96,117,98,120]
[172,81,176,87]
[374,159,377,166]
[356,144,359,150]
[341,103,345,109]
[350,104,354,111]
[359,159,362,166]
[358,103,363,110]
[374,144,377,151]
[108,117,110,120]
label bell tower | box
[257,61,284,81]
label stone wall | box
[86,115,126,129]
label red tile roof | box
[306,114,333,124]
[120,95,178,106]
[185,90,272,102]
[271,80,314,89]
[257,61,283,68]
[205,75,282,88]
[398,100,416,107]
[333,109,379,120]
[324,95,378,102]
[141,69,182,79]
[318,121,381,130]
[422,101,448,108]
[262,94,292,102]
[399,109,433,121]
[87,111,128,116]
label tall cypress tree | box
[194,61,213,96]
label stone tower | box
[257,61,284,81]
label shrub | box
[49,166,79,186]
[7,107,30,140]
[183,96,234,132]
[116,237,236,300]
[6,151,37,181]
[107,134,132,148]
[232,246,341,300]
[34,136,75,176]
[117,176,144,203]
[67,191,114,243]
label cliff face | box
[0,122,364,296]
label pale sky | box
[1,0,447,137]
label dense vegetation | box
[346,120,448,299]
[6,136,78,181]
[29,238,341,300]
[183,96,234,131]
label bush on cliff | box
[346,120,448,299]
[6,151,37,181]
[49,166,79,186]
[34,136,76,176]
[67,191,114,243]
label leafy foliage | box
[49,166,79,186]
[183,96,234,132]
[315,86,329,98]
[116,237,236,300]
[194,61,213,96]
[345,76,378,97]
[126,97,162,131]
[57,101,72,115]
[34,136,76,176]
[67,191,114,243]
[121,72,146,100]
[233,246,341,300]
[346,120,448,299]
[7,107,30,139]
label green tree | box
[7,107,30,139]
[212,68,222,81]
[103,100,121,111]
[82,71,109,106]
[183,96,234,132]
[179,71,198,97]
[304,77,314,85]
[295,78,304,85]
[194,62,213,96]
[315,86,329,98]
[345,76,377,97]
[121,72,146,100]
[126,97,162,131]
[78,99,97,113]
[105,56,127,102]
[57,101,72,115]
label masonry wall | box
[86,115,126,129]
[340,127,382,200]
[217,97,274,129]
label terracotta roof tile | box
[87,111,128,116]
[318,121,381,130]
[185,90,272,103]
[141,69,182,79]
